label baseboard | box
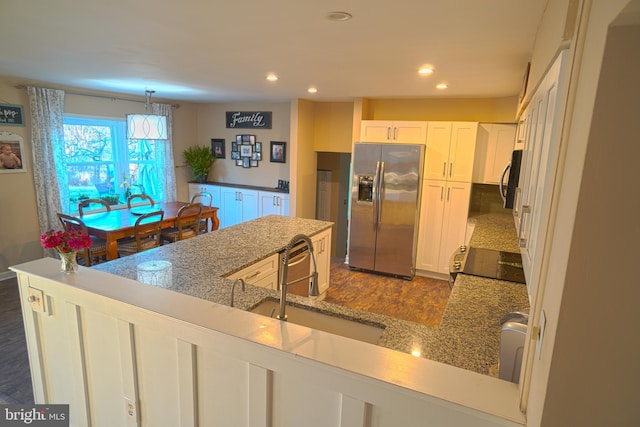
[0,270,17,282]
[415,269,449,281]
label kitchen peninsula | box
[11,215,526,426]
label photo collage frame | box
[231,134,262,168]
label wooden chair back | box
[190,192,213,207]
[127,194,155,208]
[131,210,165,252]
[56,213,107,266]
[175,203,203,240]
[78,198,111,216]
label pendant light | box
[126,90,168,140]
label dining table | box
[79,201,220,260]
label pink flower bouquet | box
[40,229,92,253]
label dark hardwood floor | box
[0,277,33,404]
[0,260,450,404]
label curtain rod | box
[14,84,180,108]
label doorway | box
[316,152,351,258]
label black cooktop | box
[462,247,526,284]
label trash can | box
[499,311,528,383]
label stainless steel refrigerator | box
[348,143,424,279]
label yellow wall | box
[362,96,519,122]
[313,102,354,153]
[290,99,317,219]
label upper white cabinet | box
[472,123,517,184]
[515,50,569,301]
[259,191,290,217]
[360,120,428,144]
[424,122,478,182]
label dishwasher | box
[279,241,312,297]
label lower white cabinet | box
[220,187,259,229]
[227,253,279,290]
[258,191,290,216]
[311,228,331,296]
[416,180,471,275]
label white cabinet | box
[311,228,331,297]
[220,187,259,229]
[360,120,428,144]
[424,122,478,182]
[259,191,290,217]
[472,123,517,184]
[416,180,471,275]
[188,183,222,209]
[227,254,279,290]
[515,50,569,301]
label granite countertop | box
[93,213,529,377]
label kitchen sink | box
[249,298,385,344]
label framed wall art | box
[211,138,226,159]
[240,144,253,158]
[0,131,26,173]
[270,141,286,163]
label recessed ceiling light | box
[307,87,318,94]
[436,83,448,90]
[266,73,278,82]
[326,11,352,21]
[418,66,434,75]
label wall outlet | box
[27,287,46,313]
[124,397,139,425]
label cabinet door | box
[360,120,392,142]
[424,122,452,180]
[392,121,428,144]
[438,182,472,274]
[448,122,477,182]
[473,123,517,184]
[221,188,243,228]
[259,191,288,216]
[415,180,446,272]
[239,189,259,223]
[311,229,331,297]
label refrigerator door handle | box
[499,162,511,202]
[377,161,385,230]
[372,161,381,229]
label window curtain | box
[152,102,177,202]
[27,87,67,255]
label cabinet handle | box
[393,127,398,140]
[447,187,451,201]
[245,270,260,280]
[442,162,446,177]
[518,205,531,248]
[449,162,453,177]
[440,186,444,201]
[387,127,391,141]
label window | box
[63,116,165,212]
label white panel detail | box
[249,364,272,427]
[64,302,91,426]
[177,340,198,426]
[117,320,140,427]
[340,394,369,427]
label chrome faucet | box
[277,234,318,320]
[230,278,245,307]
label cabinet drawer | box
[228,254,279,288]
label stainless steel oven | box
[279,242,312,295]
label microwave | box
[500,150,523,209]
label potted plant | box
[183,145,215,183]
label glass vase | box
[59,251,79,274]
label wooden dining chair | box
[161,203,203,243]
[78,198,111,216]
[57,213,108,266]
[127,194,155,208]
[190,192,213,233]
[117,210,165,256]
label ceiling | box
[0,1,548,103]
